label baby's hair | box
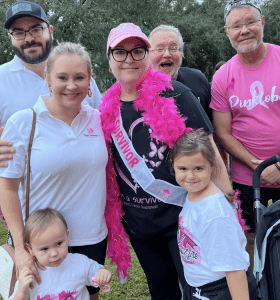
[169,129,217,174]
[24,208,68,245]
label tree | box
[1,0,279,89]
[40,0,169,91]
[169,0,235,80]
[262,0,280,46]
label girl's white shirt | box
[178,191,249,287]
[10,253,104,300]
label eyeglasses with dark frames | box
[9,26,49,41]
[110,47,147,62]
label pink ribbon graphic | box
[226,78,235,91]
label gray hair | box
[148,25,184,49]
[45,42,92,77]
[24,208,68,245]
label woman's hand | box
[0,127,15,167]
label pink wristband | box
[92,277,111,292]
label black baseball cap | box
[5,0,49,29]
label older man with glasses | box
[148,25,212,120]
[0,0,102,165]
[210,0,280,271]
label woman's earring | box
[88,88,92,97]
[49,86,53,96]
[109,67,112,74]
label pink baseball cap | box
[107,23,151,58]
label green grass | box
[0,221,151,300]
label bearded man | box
[0,0,101,131]
[210,0,280,271]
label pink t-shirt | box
[210,44,280,187]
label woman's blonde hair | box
[24,208,68,245]
[45,42,92,77]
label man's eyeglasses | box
[9,26,48,41]
[227,20,261,32]
[150,46,182,55]
[110,47,147,62]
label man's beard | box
[232,32,263,53]
[232,39,260,53]
[13,36,52,64]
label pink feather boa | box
[235,190,250,231]
[101,66,249,281]
[100,66,188,147]
[104,142,132,282]
[101,67,188,282]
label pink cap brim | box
[107,31,151,58]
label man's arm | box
[0,177,42,287]
[213,111,280,186]
[0,127,15,167]
[212,111,257,169]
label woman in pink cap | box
[100,23,234,300]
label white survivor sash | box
[112,115,187,207]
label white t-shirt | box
[0,96,108,246]
[0,55,102,127]
[10,253,104,300]
[178,191,249,287]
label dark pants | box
[183,270,257,300]
[233,182,280,233]
[130,234,186,300]
[70,237,107,295]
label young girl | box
[10,208,112,300]
[169,130,257,300]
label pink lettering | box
[125,152,133,161]
[121,142,129,150]
[115,130,123,141]
[123,145,131,154]
[114,125,121,134]
[118,136,127,146]
[116,120,120,126]
[128,157,139,168]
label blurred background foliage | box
[0,0,279,92]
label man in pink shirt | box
[210,0,280,271]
